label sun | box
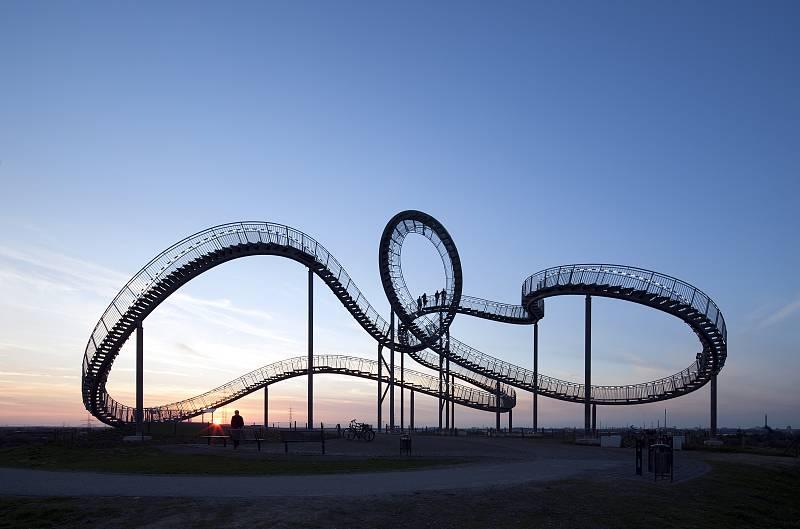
[213,418,222,425]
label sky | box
[0,1,798,429]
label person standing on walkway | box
[230,410,244,448]
[434,290,440,306]
[417,296,422,312]
[422,293,427,307]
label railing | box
[523,264,726,342]
[83,222,395,378]
[404,294,536,323]
[105,355,509,423]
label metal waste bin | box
[651,443,673,482]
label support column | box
[451,374,455,431]
[533,321,538,432]
[400,356,405,429]
[410,390,415,429]
[438,312,443,430]
[438,353,444,429]
[400,321,404,430]
[377,343,383,429]
[592,403,597,434]
[264,386,269,429]
[307,268,314,429]
[136,322,143,437]
[711,373,718,437]
[495,380,501,432]
[584,295,592,435]
[445,356,450,429]
[390,312,395,431]
[508,407,513,431]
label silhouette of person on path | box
[417,296,422,311]
[230,409,244,448]
[422,293,427,306]
[434,290,440,306]
[441,288,447,304]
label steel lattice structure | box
[81,210,727,427]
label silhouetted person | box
[434,290,440,306]
[230,409,244,448]
[441,288,447,304]
[422,293,427,306]
[417,296,422,311]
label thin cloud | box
[757,294,800,329]
[0,243,287,341]
[0,371,77,379]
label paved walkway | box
[0,458,623,497]
[0,437,712,497]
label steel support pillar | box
[400,323,404,430]
[438,353,444,429]
[264,386,269,428]
[390,312,395,431]
[533,321,538,432]
[508,407,513,431]
[711,373,718,437]
[584,295,592,435]
[495,380,501,432]
[410,389,415,429]
[377,343,383,429]
[136,322,143,437]
[438,312,443,430]
[592,403,597,434]
[307,268,314,429]
[451,374,455,431]
[445,356,450,430]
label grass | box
[0,443,464,475]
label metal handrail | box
[103,355,511,423]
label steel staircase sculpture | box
[82,212,727,427]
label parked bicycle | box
[344,419,376,442]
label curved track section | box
[82,214,727,426]
[521,265,727,403]
[110,355,510,424]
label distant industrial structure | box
[81,211,727,437]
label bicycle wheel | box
[344,428,355,441]
[364,429,375,442]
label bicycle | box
[344,418,376,442]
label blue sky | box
[0,1,798,428]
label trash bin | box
[400,435,412,455]
[651,443,673,482]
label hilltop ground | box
[1,434,797,528]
